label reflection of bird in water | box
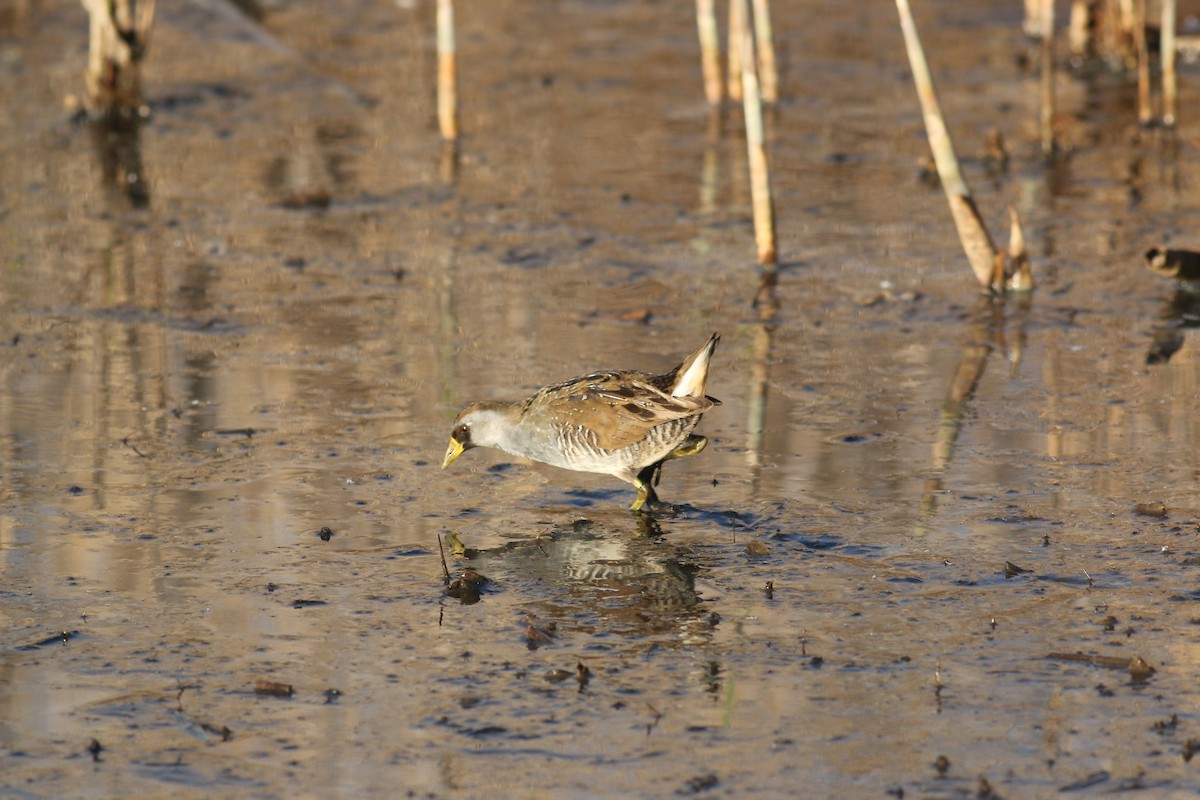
[453,520,705,628]
[1144,277,1200,365]
[442,335,720,511]
[1142,248,1200,364]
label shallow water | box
[3,0,1200,797]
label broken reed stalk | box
[895,0,997,289]
[1040,0,1056,156]
[727,0,744,101]
[737,0,777,267]
[81,0,156,116]
[1162,0,1177,126]
[1134,0,1152,125]
[696,0,723,105]
[750,0,778,103]
[437,0,458,141]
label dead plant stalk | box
[736,0,777,267]
[437,0,458,141]
[895,0,997,289]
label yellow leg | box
[630,478,653,512]
[665,435,708,460]
[631,436,710,511]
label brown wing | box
[521,371,715,451]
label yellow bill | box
[441,438,465,469]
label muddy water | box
[2,0,1200,797]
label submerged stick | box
[437,0,458,141]
[895,0,997,288]
[1163,0,1177,126]
[737,0,777,266]
[751,0,778,103]
[697,0,723,105]
[1040,0,1056,156]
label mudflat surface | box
[2,1,1200,797]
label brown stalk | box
[895,0,998,289]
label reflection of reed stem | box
[751,0,778,103]
[746,275,778,485]
[696,0,723,105]
[437,0,458,141]
[737,0,777,266]
[700,108,721,215]
[1162,0,1177,126]
[1040,0,1056,156]
[932,343,991,473]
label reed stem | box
[1040,0,1056,156]
[737,0,777,266]
[437,0,458,141]
[895,0,997,288]
[751,0,778,103]
[1162,0,1177,126]
[696,0,723,105]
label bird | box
[442,333,720,511]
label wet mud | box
[3,0,1200,797]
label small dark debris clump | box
[254,680,294,698]
[682,773,719,793]
[446,568,487,604]
[317,526,335,541]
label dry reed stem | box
[895,0,997,289]
[727,0,744,101]
[437,0,458,141]
[696,0,723,105]
[1023,0,1042,35]
[1134,0,1152,125]
[1007,206,1033,291]
[1068,0,1091,56]
[1040,0,1056,156]
[1162,0,1177,126]
[737,0,777,266]
[751,0,778,103]
[81,0,156,114]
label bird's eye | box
[453,423,470,442]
